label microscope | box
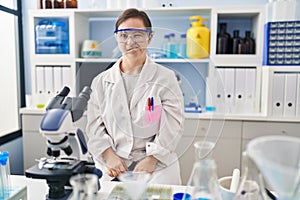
[25,86,102,200]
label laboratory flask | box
[186,141,222,200]
[69,173,98,200]
[234,152,269,200]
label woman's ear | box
[147,32,154,44]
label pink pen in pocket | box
[145,97,162,123]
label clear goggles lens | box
[114,28,150,43]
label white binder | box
[272,72,285,116]
[296,73,300,117]
[53,67,63,94]
[36,67,45,94]
[234,68,246,113]
[245,68,256,113]
[215,68,226,113]
[62,66,71,89]
[224,68,235,113]
[44,66,54,94]
[283,73,297,117]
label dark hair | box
[115,8,152,32]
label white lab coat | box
[86,57,184,184]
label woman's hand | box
[134,155,158,174]
[102,147,128,177]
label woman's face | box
[115,17,151,57]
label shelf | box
[211,55,262,66]
[75,7,212,18]
[75,58,210,63]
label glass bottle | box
[238,40,247,54]
[186,141,222,200]
[245,31,255,54]
[66,0,77,8]
[45,0,53,9]
[232,30,241,54]
[217,23,231,54]
[234,152,269,200]
[54,0,64,8]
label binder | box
[53,67,63,94]
[36,67,45,94]
[245,68,256,113]
[44,66,54,94]
[62,66,71,89]
[215,68,226,113]
[272,72,285,116]
[283,73,297,117]
[296,73,300,117]
[224,68,235,113]
[234,68,246,113]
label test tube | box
[0,151,11,197]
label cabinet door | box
[177,119,242,184]
[242,121,300,151]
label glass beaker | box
[69,173,98,200]
[234,152,269,200]
[186,141,222,200]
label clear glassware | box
[69,173,98,200]
[186,141,222,200]
[234,152,269,200]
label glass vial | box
[186,141,222,200]
[66,0,77,8]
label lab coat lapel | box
[108,62,133,137]
[130,58,157,110]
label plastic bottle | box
[217,23,231,54]
[161,34,170,58]
[232,30,241,54]
[245,31,255,54]
[177,33,187,58]
[168,33,178,58]
[186,141,222,200]
[187,16,210,59]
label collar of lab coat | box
[104,56,157,84]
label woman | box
[86,8,184,184]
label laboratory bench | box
[10,175,188,199]
[20,107,300,184]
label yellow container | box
[186,16,210,59]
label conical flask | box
[186,141,222,200]
[234,152,269,200]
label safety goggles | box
[114,28,151,43]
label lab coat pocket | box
[145,104,162,123]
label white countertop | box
[10,175,187,199]
[20,107,300,122]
